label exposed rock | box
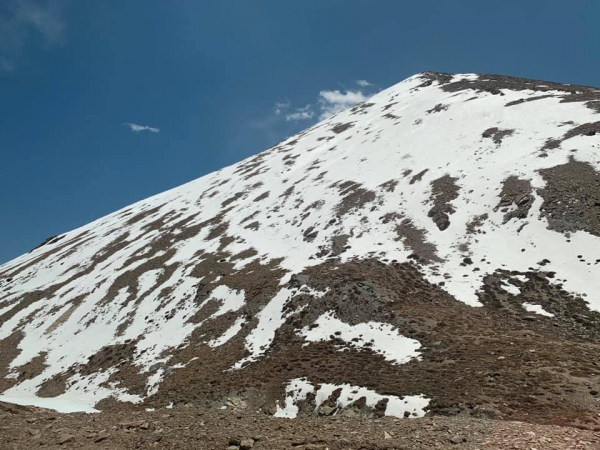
[56,433,75,445]
[239,438,254,449]
[427,175,459,231]
[538,158,600,236]
[495,176,533,223]
[482,127,514,145]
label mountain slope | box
[1,72,600,427]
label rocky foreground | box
[1,402,599,450]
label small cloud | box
[124,122,160,133]
[273,101,290,115]
[0,0,67,72]
[285,105,314,122]
[318,89,369,120]
[257,79,376,142]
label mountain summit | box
[1,72,600,426]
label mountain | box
[1,72,599,428]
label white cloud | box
[262,80,376,139]
[273,101,290,115]
[125,123,160,133]
[318,89,370,120]
[285,105,314,122]
[0,0,66,72]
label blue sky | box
[1,0,599,264]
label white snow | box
[300,311,422,364]
[522,303,555,317]
[274,377,315,418]
[0,371,142,413]
[500,281,521,296]
[137,269,163,297]
[208,285,246,318]
[0,395,100,413]
[276,378,429,419]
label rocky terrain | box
[1,71,600,447]
[2,402,599,449]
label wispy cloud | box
[0,0,67,72]
[275,83,375,123]
[273,101,290,115]
[124,123,160,133]
[255,79,377,144]
[285,105,314,122]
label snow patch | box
[300,311,421,364]
[523,303,555,317]
[276,378,429,419]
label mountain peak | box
[1,72,600,426]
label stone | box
[449,435,466,444]
[318,405,336,416]
[290,274,310,288]
[226,396,247,411]
[93,431,109,443]
[56,433,75,445]
[149,362,164,372]
[240,438,254,449]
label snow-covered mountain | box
[1,72,600,426]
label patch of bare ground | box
[426,103,449,114]
[427,175,459,231]
[330,122,354,134]
[381,214,441,263]
[349,102,374,115]
[505,94,555,107]
[333,181,377,217]
[538,158,600,236]
[416,71,454,88]
[482,127,515,145]
[379,179,399,192]
[409,169,428,184]
[495,176,534,223]
[0,331,24,392]
[466,214,489,235]
[253,191,270,202]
